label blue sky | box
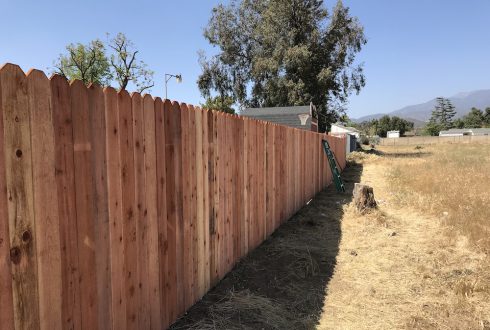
[1,0,489,118]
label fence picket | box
[104,87,126,330]
[88,83,112,330]
[150,96,164,329]
[132,92,150,329]
[1,64,40,330]
[27,70,63,330]
[70,80,99,329]
[0,64,14,330]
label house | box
[240,103,318,132]
[439,128,490,136]
[387,130,400,138]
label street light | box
[165,73,182,99]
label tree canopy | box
[201,95,236,114]
[356,115,414,138]
[53,39,112,86]
[52,33,154,93]
[426,97,457,135]
[198,0,366,131]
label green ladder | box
[321,139,345,193]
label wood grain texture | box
[188,105,198,303]
[117,90,137,328]
[132,93,150,329]
[70,80,98,329]
[88,83,111,330]
[104,87,126,330]
[148,96,163,330]
[163,99,178,323]
[194,106,205,299]
[0,66,347,329]
[180,103,192,308]
[1,64,40,330]
[0,64,15,330]
[27,70,63,330]
[51,75,82,330]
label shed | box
[387,130,400,138]
[330,123,360,139]
[330,123,360,154]
[240,103,318,132]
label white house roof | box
[332,123,360,133]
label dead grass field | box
[319,144,490,329]
[171,144,490,329]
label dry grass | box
[385,144,490,252]
[319,145,490,329]
[173,144,490,329]
[176,290,295,330]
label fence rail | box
[0,63,346,330]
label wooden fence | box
[0,63,346,330]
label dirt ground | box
[171,146,490,330]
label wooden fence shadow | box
[170,162,363,329]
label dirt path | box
[170,151,489,329]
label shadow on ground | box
[170,162,363,330]
[363,147,432,158]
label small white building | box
[387,130,400,138]
[439,128,490,136]
[330,123,360,154]
[331,123,360,139]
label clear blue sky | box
[1,0,489,118]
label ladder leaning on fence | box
[321,139,345,193]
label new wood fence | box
[0,63,346,330]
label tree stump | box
[353,183,377,213]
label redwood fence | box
[0,63,346,330]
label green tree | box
[461,107,484,128]
[53,39,112,86]
[108,33,154,93]
[53,33,154,92]
[198,0,367,132]
[201,95,236,114]
[453,118,465,129]
[376,115,391,137]
[483,107,490,126]
[426,97,457,135]
[425,116,442,136]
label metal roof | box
[240,105,312,130]
[440,128,490,135]
[471,128,490,134]
[332,123,360,133]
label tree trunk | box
[353,183,377,213]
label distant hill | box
[354,89,490,127]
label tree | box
[53,33,154,93]
[356,116,413,137]
[198,0,367,132]
[462,107,484,128]
[53,39,112,86]
[426,97,456,135]
[108,33,154,93]
[483,107,490,126]
[201,95,236,114]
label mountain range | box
[354,89,490,126]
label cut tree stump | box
[353,183,377,213]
